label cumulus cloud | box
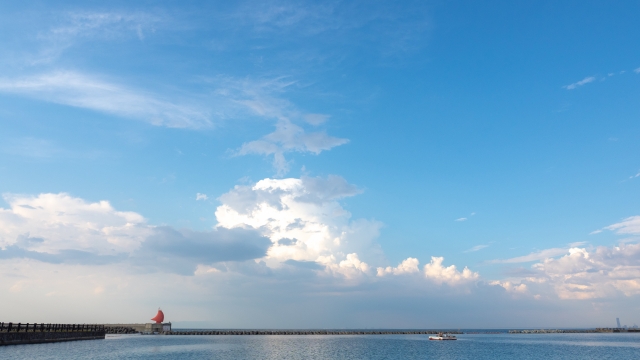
[0,193,150,254]
[563,76,595,90]
[215,175,381,267]
[493,243,640,300]
[324,253,372,279]
[214,175,483,287]
[490,280,528,294]
[424,257,479,285]
[377,257,420,276]
[0,193,271,273]
[533,245,640,299]
[0,182,481,291]
[0,71,211,128]
[487,218,640,300]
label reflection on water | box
[1,333,639,359]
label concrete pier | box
[104,323,171,334]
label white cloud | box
[33,11,162,64]
[489,248,569,264]
[196,193,209,201]
[490,280,528,294]
[49,12,159,40]
[0,185,477,289]
[464,244,489,253]
[0,188,505,327]
[324,253,372,279]
[303,114,330,126]
[377,257,420,276]
[603,216,640,235]
[532,245,640,299]
[214,175,482,286]
[455,217,467,222]
[635,67,640,74]
[227,80,346,173]
[0,193,150,254]
[563,76,595,90]
[423,256,479,285]
[215,176,381,267]
[0,193,270,273]
[492,243,640,300]
[0,71,211,129]
[208,76,347,174]
[237,119,348,174]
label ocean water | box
[1,332,639,359]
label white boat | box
[429,332,457,340]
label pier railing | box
[0,323,105,333]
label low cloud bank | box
[0,193,270,274]
[3,181,639,306]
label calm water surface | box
[1,332,639,359]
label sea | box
[1,331,639,359]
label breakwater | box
[0,323,105,346]
[509,329,598,334]
[509,328,640,334]
[104,326,138,334]
[164,330,463,335]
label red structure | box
[151,309,164,324]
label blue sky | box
[1,1,640,328]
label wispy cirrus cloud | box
[33,11,163,64]
[1,137,105,159]
[602,216,640,236]
[590,216,640,236]
[563,76,595,90]
[230,0,432,55]
[0,71,211,129]
[237,119,348,175]
[464,244,490,253]
[211,76,348,174]
[489,247,569,264]
[562,67,640,91]
[0,71,347,162]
